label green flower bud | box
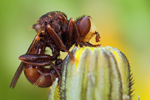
[48,46,134,100]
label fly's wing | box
[10,28,44,88]
[10,62,24,88]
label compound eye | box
[78,16,91,36]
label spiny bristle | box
[75,15,86,21]
[129,73,134,87]
[130,92,136,98]
[60,79,66,100]
[129,81,134,89]
[28,26,33,30]
[129,66,134,97]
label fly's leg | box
[55,59,63,86]
[78,42,101,47]
[66,18,80,47]
[86,42,101,47]
[43,40,60,61]
[46,24,75,61]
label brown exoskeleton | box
[10,11,100,88]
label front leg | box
[67,18,80,47]
[86,42,101,47]
[46,24,75,61]
[78,42,101,47]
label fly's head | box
[76,16,100,43]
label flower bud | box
[48,46,134,100]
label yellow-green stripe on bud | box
[48,46,133,100]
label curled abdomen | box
[24,64,61,87]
